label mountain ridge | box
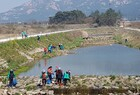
[0,0,140,23]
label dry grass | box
[0,24,91,39]
[127,21,140,29]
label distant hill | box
[0,0,140,23]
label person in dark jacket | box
[54,66,59,83]
[7,69,16,87]
[47,66,53,82]
[37,35,41,42]
[57,67,63,85]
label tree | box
[49,8,121,26]
[49,10,86,24]
[89,10,100,23]
[98,8,121,26]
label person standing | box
[40,70,47,86]
[57,67,63,86]
[21,31,24,38]
[67,70,71,82]
[47,66,53,82]
[63,71,70,86]
[24,31,28,38]
[54,66,59,84]
[37,35,41,42]
[7,69,16,87]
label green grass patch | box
[0,31,84,75]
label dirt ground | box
[125,21,140,29]
[0,34,18,39]
[0,24,91,39]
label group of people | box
[40,66,71,86]
[43,44,64,55]
[7,66,71,88]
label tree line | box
[49,8,122,26]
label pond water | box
[19,44,140,76]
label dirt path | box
[124,27,140,32]
[0,28,93,43]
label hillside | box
[0,0,140,23]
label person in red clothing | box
[44,47,47,55]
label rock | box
[109,93,115,95]
[0,75,140,94]
[81,31,89,39]
[0,82,3,87]
[127,90,133,94]
[111,86,119,89]
[47,90,54,95]
[3,89,8,94]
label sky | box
[0,0,31,13]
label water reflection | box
[38,61,41,68]
[44,58,47,66]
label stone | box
[127,90,133,94]
[48,90,54,95]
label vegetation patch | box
[0,31,83,75]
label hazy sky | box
[0,0,31,13]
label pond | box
[19,44,140,76]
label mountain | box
[0,0,140,23]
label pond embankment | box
[0,26,140,75]
[0,75,140,94]
[0,26,140,94]
[0,30,84,75]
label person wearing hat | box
[7,69,16,87]
[40,69,47,86]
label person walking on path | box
[21,31,24,38]
[37,35,41,42]
[24,31,28,38]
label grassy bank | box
[113,29,140,49]
[0,31,83,75]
